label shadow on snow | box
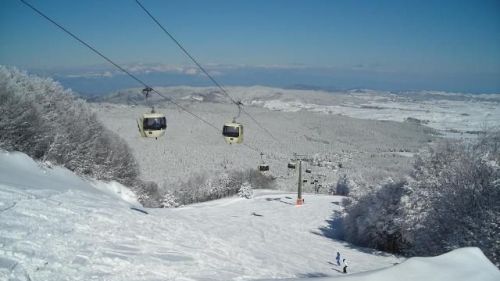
[311,208,395,257]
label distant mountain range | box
[25,63,500,97]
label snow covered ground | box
[93,100,435,193]
[1,152,499,281]
[259,248,500,281]
[250,89,500,137]
[99,86,500,137]
[91,85,500,193]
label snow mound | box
[0,151,90,193]
[261,247,500,281]
[0,151,138,206]
[90,180,139,206]
[344,247,500,281]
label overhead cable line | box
[135,0,281,144]
[19,0,280,157]
[20,0,263,155]
[19,0,224,134]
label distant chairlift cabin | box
[258,152,270,172]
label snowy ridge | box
[1,152,499,280]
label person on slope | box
[342,258,348,273]
[336,252,341,266]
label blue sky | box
[1,0,499,93]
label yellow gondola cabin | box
[138,112,167,139]
[222,122,243,144]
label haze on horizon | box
[1,0,499,93]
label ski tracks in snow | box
[0,175,404,280]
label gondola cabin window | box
[143,117,166,130]
[223,125,240,137]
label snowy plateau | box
[1,151,499,281]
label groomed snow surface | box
[1,152,499,281]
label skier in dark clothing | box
[336,252,341,266]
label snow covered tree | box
[340,133,500,267]
[135,181,162,208]
[172,168,275,205]
[403,137,500,266]
[335,174,351,196]
[238,182,253,199]
[342,178,409,252]
[161,192,180,208]
[244,169,276,190]
[0,66,161,207]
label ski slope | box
[1,151,499,281]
